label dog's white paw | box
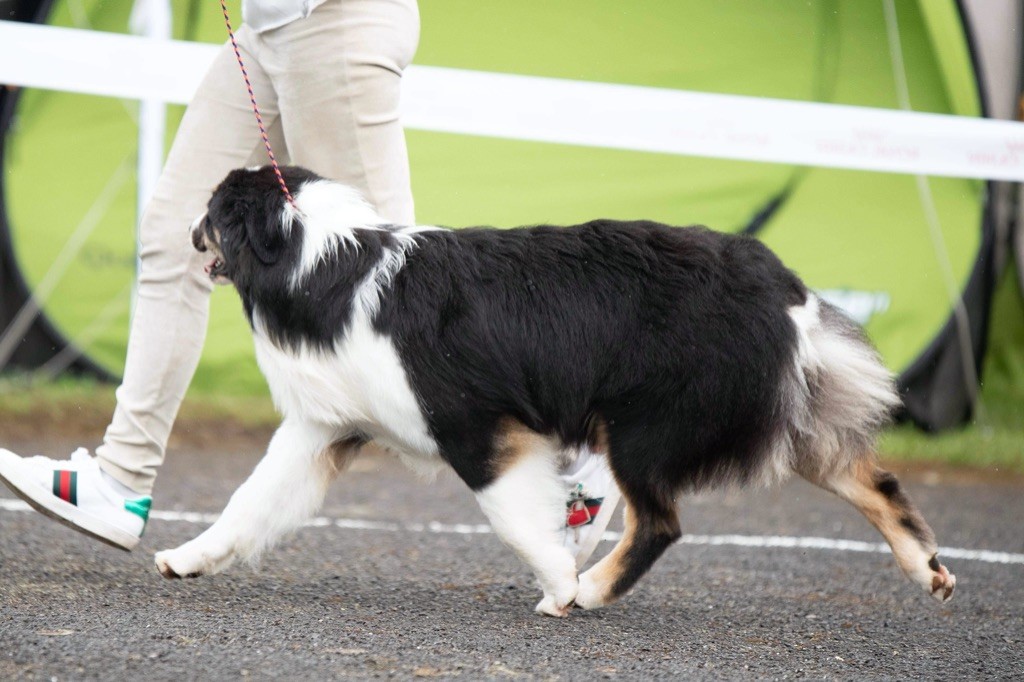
[929,563,956,603]
[155,539,233,579]
[535,593,574,618]
[154,550,190,579]
[533,575,579,617]
[574,570,609,610]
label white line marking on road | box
[2,498,1021,565]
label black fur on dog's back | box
[374,220,807,495]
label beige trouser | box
[95,0,420,494]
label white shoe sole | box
[0,450,139,551]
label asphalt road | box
[1,440,1022,680]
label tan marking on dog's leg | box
[325,435,364,473]
[491,418,552,479]
[586,416,610,455]
[804,456,955,603]
[576,494,680,610]
[575,503,636,609]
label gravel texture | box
[2,443,1022,680]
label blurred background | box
[1,0,1022,470]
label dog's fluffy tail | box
[780,294,901,480]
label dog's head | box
[190,166,326,286]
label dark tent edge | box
[0,0,115,381]
[895,0,1000,431]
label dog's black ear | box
[243,202,288,266]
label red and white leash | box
[218,0,299,211]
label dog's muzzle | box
[190,215,227,281]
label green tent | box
[1,0,1017,430]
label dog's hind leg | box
[473,422,579,617]
[574,486,680,610]
[155,419,358,579]
[800,456,955,602]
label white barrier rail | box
[2,20,1024,181]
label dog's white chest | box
[252,310,439,459]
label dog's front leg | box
[155,419,357,579]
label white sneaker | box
[0,447,150,551]
[559,447,621,569]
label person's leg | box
[256,0,419,225]
[95,29,283,495]
[0,29,284,549]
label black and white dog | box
[156,166,956,615]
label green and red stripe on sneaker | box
[52,470,78,505]
[49,468,150,524]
